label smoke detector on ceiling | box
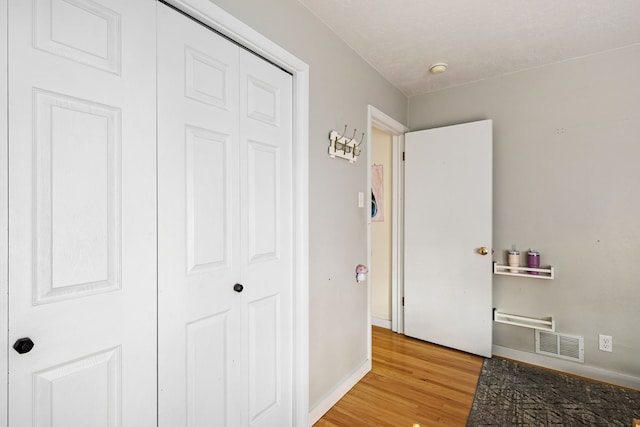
[429,62,448,75]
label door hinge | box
[402,152,405,161]
[402,297,404,306]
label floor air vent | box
[535,330,584,363]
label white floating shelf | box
[328,130,361,163]
[493,263,554,280]
[494,310,555,331]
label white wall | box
[206,0,408,410]
[409,44,640,382]
[371,128,393,322]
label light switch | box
[358,191,364,208]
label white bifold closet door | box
[157,4,294,427]
[7,0,157,425]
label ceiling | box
[297,0,640,97]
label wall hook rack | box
[328,125,364,163]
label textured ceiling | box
[297,0,640,97]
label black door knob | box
[13,337,34,354]
[233,283,244,293]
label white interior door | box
[404,120,493,357]
[239,47,293,427]
[7,0,157,425]
[157,4,293,426]
[157,5,242,425]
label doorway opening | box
[366,105,408,357]
[370,127,394,330]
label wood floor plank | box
[315,326,484,427]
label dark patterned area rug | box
[467,358,640,426]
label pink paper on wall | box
[371,164,384,222]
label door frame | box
[366,105,408,357]
[164,1,309,424]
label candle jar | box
[508,249,520,273]
[528,250,540,275]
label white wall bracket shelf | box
[328,128,363,163]
[494,310,555,331]
[493,262,554,279]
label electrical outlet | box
[598,334,612,352]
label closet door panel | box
[158,5,294,427]
[248,294,280,421]
[248,141,279,261]
[33,90,121,304]
[8,0,157,425]
[157,4,241,427]
[240,49,293,427]
[185,125,232,274]
[186,312,232,425]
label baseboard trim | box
[493,345,640,391]
[308,359,371,425]
[371,316,391,329]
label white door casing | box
[403,120,493,358]
[158,3,293,426]
[7,0,157,425]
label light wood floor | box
[314,326,484,427]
